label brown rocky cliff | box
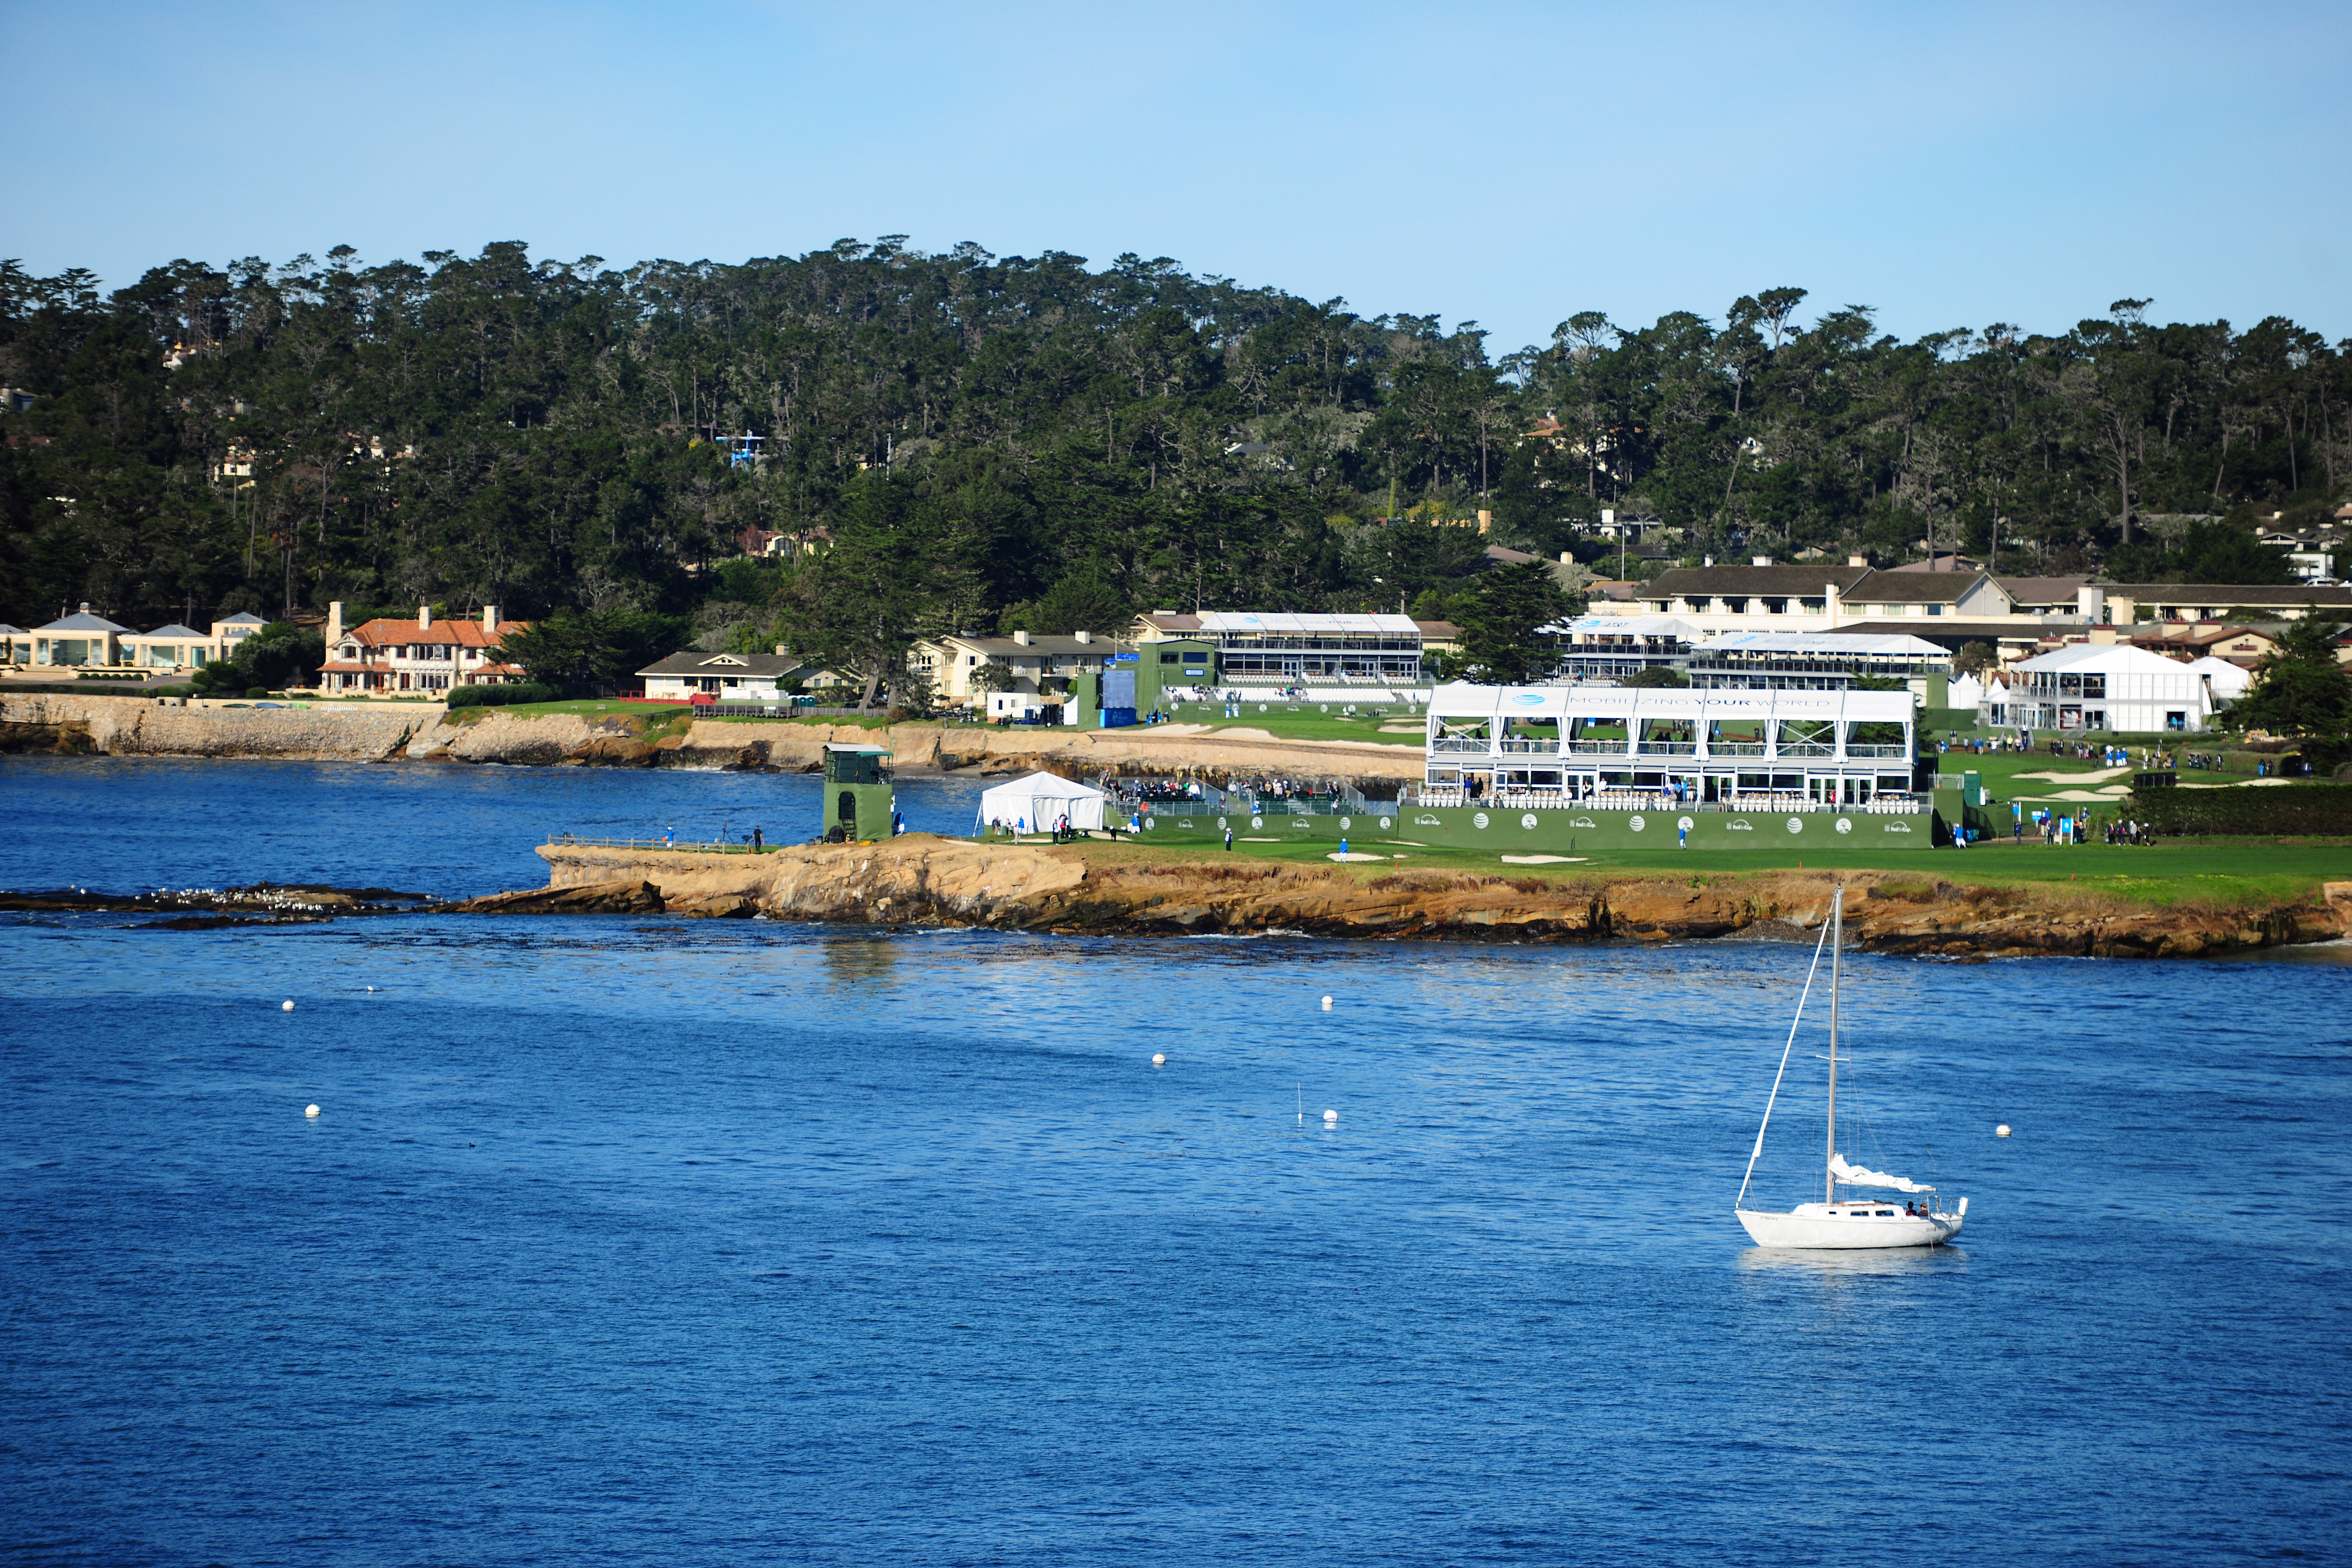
[511,838,2351,957]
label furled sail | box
[1831,1154,1935,1194]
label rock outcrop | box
[495,838,2352,957]
[446,878,667,915]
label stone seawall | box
[485,837,2352,958]
[0,693,428,761]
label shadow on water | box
[821,931,900,987]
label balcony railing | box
[1430,737,1490,753]
[1636,740,1698,755]
[1706,742,1767,756]
[1564,738,1629,754]
[1843,744,1909,759]
[1497,738,1558,754]
[1776,742,1834,758]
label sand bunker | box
[1502,854,1587,864]
[2014,765,2132,783]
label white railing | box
[1404,792,1928,816]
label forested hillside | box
[2,239,2344,661]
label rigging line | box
[1736,914,1835,1212]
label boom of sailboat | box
[1736,887,1967,1250]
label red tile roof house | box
[316,601,532,696]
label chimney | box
[1823,582,1841,624]
[1752,555,1773,567]
[1559,552,1573,564]
[1703,555,1714,568]
[2077,584,2107,624]
[1477,509,1492,534]
[1074,628,1091,644]
[1847,554,1868,567]
[482,604,498,632]
[418,603,432,630]
[1601,508,1615,528]
[326,601,343,646]
[774,643,790,657]
[1013,629,1031,646]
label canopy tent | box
[1830,1153,1935,1194]
[975,771,1108,834]
[1946,673,1984,712]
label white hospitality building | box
[1976,644,2228,735]
[1422,682,1923,809]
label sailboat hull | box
[1738,1205,1961,1250]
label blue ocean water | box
[3,758,2349,1565]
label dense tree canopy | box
[2,242,2345,655]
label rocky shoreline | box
[9,841,2346,957]
[0,691,1416,783]
[469,838,2352,960]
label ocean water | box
[3,758,2349,1565]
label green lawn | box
[1153,697,1427,747]
[1928,746,2270,803]
[1045,828,2352,909]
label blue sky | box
[2,0,2342,351]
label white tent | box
[976,771,1108,834]
[2186,656,2253,701]
[1946,673,1985,712]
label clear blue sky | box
[2,0,2342,352]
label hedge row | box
[446,682,561,709]
[2131,783,2352,836]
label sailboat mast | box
[1826,887,1841,1205]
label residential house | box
[317,602,530,695]
[2098,583,2352,623]
[1636,561,2017,633]
[119,623,222,672]
[1993,577,2091,616]
[913,630,1119,716]
[2128,623,2279,668]
[24,604,133,667]
[637,650,804,702]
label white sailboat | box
[1736,888,1966,1250]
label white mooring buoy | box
[1152,1053,1166,1066]
[304,1104,320,1118]
[1996,1124,2012,1138]
[281,999,295,1012]
[1323,1108,1339,1124]
[1320,995,1333,1011]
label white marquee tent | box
[975,771,1107,834]
[2185,655,2253,701]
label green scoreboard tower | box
[822,744,895,842]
